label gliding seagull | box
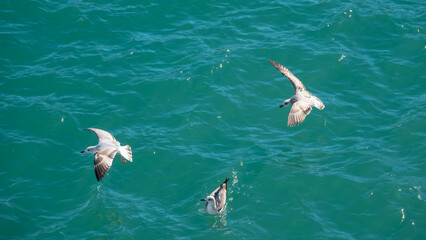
[81,128,133,181]
[269,59,325,127]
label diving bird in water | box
[81,128,133,181]
[201,178,230,214]
[269,59,325,127]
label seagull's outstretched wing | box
[288,101,312,127]
[211,178,230,212]
[94,148,118,181]
[269,59,306,93]
[85,128,116,144]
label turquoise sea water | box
[1,0,425,239]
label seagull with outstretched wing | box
[269,59,325,127]
[81,128,133,181]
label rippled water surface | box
[1,0,425,239]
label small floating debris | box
[401,208,405,222]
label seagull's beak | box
[279,104,284,108]
[200,199,206,201]
[80,150,85,153]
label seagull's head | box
[201,196,215,203]
[81,146,97,154]
[280,99,292,108]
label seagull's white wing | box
[94,148,118,181]
[288,101,312,127]
[269,59,306,93]
[211,178,230,212]
[85,128,116,144]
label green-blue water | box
[1,0,425,239]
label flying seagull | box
[81,128,133,181]
[201,178,230,214]
[269,59,325,127]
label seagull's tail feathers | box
[119,145,133,163]
[223,178,230,190]
[312,96,325,110]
